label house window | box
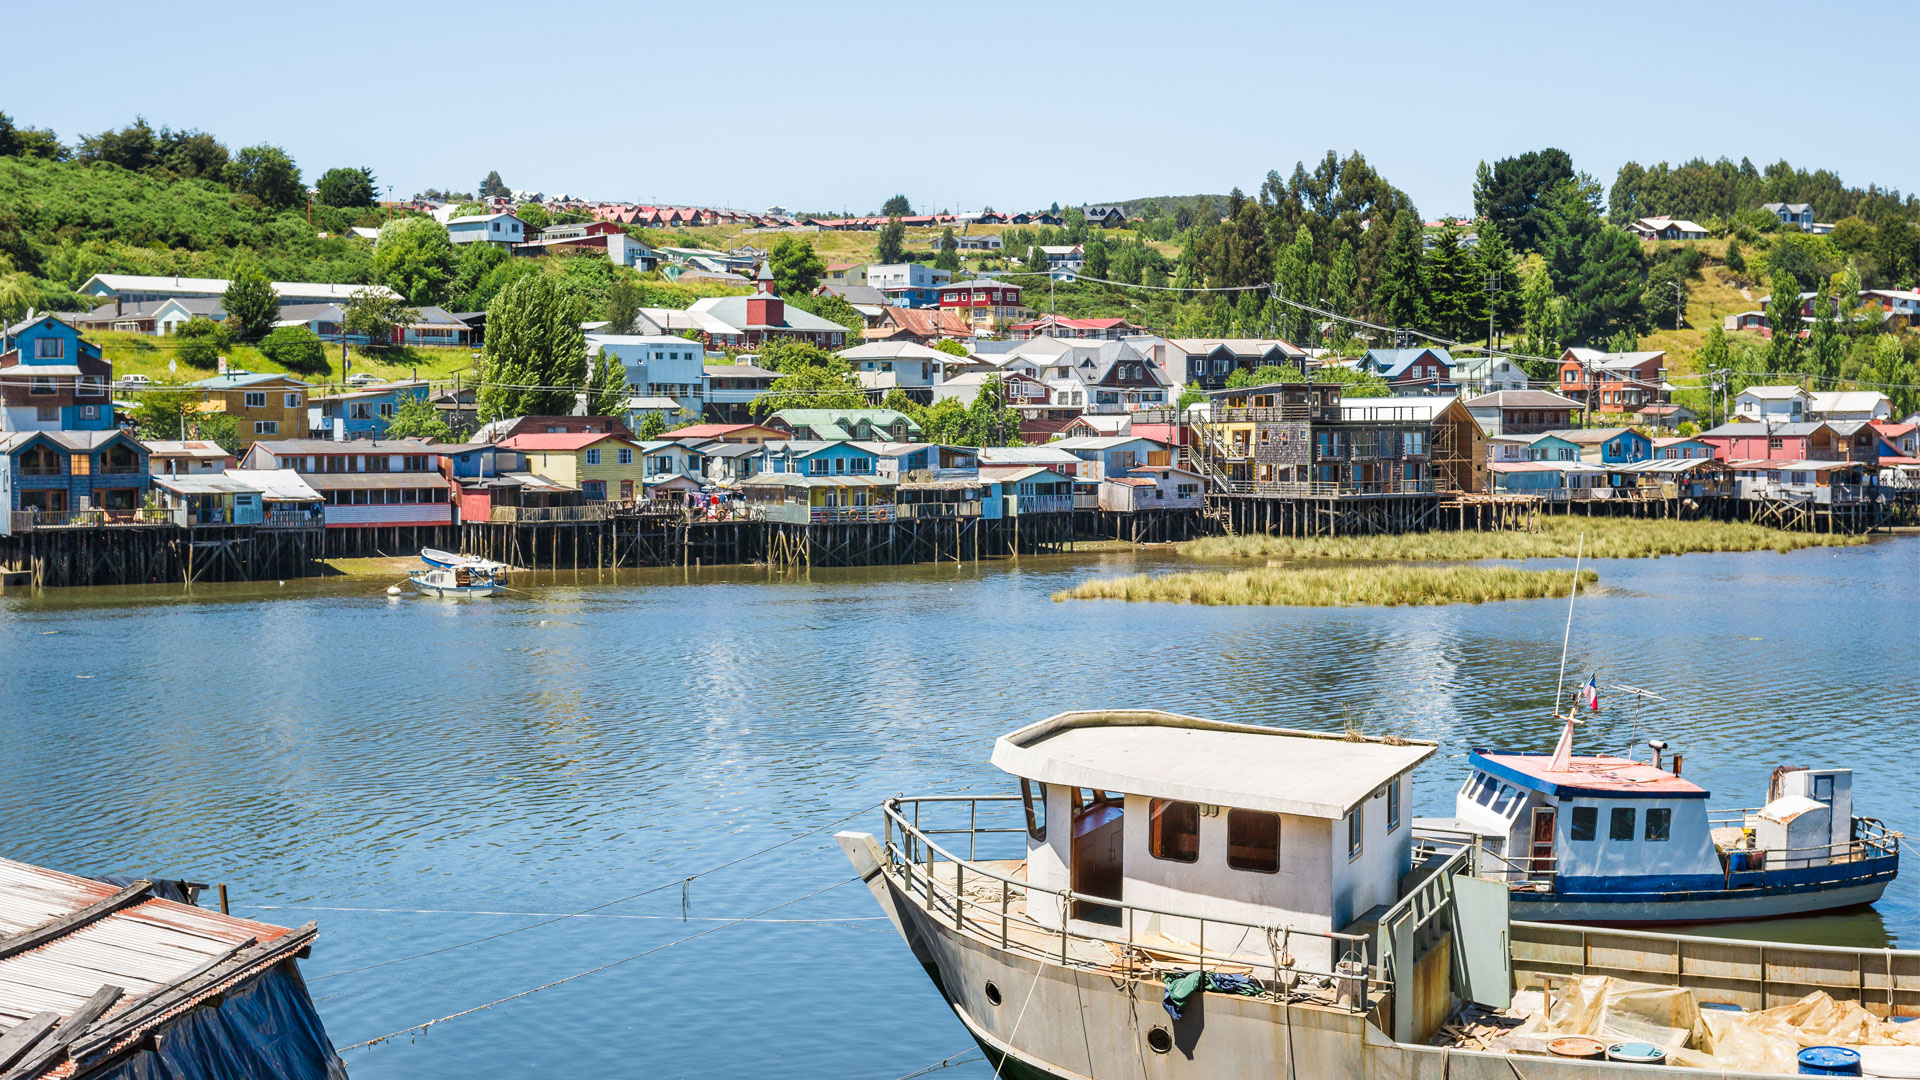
[1387,782,1401,832]
[284,393,302,408]
[35,405,57,421]
[378,402,394,418]
[34,337,64,359]
[1571,806,1598,841]
[80,405,99,420]
[585,448,602,466]
[1226,810,1279,873]
[1147,799,1200,863]
[1768,437,1783,450]
[618,447,633,465]
[255,421,278,435]
[29,376,55,396]
[1609,807,1636,841]
[1346,807,1364,860]
[245,392,266,408]
[77,376,104,397]
[1645,808,1671,842]
[1020,779,1047,841]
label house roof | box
[977,446,1081,466]
[1462,390,1583,410]
[1697,421,1829,438]
[1472,751,1706,799]
[1736,385,1810,400]
[839,341,955,361]
[688,295,849,334]
[152,473,263,495]
[503,432,641,452]
[1809,391,1890,413]
[1540,427,1636,445]
[1050,435,1166,451]
[992,711,1436,820]
[1364,347,1453,378]
[980,465,1072,483]
[236,468,323,502]
[142,440,230,459]
[662,423,780,439]
[79,274,398,302]
[247,437,436,455]
[190,372,311,391]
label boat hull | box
[1513,876,1891,925]
[410,581,504,597]
[835,832,1692,1080]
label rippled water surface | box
[1,537,1915,1078]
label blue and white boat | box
[1418,740,1899,924]
[409,562,505,597]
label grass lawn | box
[1177,516,1865,562]
[642,222,1177,272]
[95,331,477,391]
[1054,564,1598,607]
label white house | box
[1734,385,1811,422]
[839,341,951,393]
[446,213,527,247]
[586,334,707,416]
[1809,391,1893,422]
[864,263,952,308]
[1628,217,1709,241]
[1453,354,1530,394]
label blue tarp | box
[90,961,347,1080]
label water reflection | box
[0,536,1913,1078]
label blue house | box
[446,213,526,247]
[1359,348,1454,393]
[310,381,433,439]
[0,314,113,432]
[1545,426,1652,464]
[1524,434,1583,462]
[979,466,1075,518]
[434,442,525,479]
[0,430,150,527]
[759,440,879,477]
[1651,437,1713,460]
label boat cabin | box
[991,710,1434,970]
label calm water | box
[1,537,1915,1078]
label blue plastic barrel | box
[1797,1045,1862,1075]
[1699,1001,1744,1012]
[1605,1042,1667,1065]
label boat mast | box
[1550,534,1585,722]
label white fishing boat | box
[839,709,1920,1079]
[408,563,504,597]
[419,546,508,576]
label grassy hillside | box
[94,331,475,391]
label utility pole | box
[1670,280,1685,331]
[1486,270,1502,354]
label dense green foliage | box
[316,166,377,208]
[374,217,455,304]
[766,235,825,296]
[221,259,280,341]
[172,317,228,369]
[341,289,417,347]
[258,324,329,376]
[383,393,455,442]
[477,274,587,421]
[130,386,239,451]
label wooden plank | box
[0,986,123,1080]
[0,1013,60,1072]
[0,881,150,963]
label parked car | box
[346,373,383,386]
[120,373,153,387]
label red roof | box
[502,432,638,452]
[1475,751,1707,796]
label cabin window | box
[1814,776,1834,802]
[1610,807,1636,841]
[1644,808,1671,842]
[1020,779,1046,841]
[1148,799,1199,863]
[1387,783,1401,832]
[1475,780,1500,808]
[1226,810,1279,873]
[1570,806,1597,841]
[1347,808,1364,860]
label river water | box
[1,537,1914,1078]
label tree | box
[1519,261,1566,360]
[767,235,826,296]
[1538,174,1606,288]
[1806,278,1843,381]
[373,216,456,305]
[130,386,237,451]
[792,290,864,334]
[1375,211,1427,328]
[1083,240,1110,281]
[1422,222,1478,340]
[586,347,628,417]
[1177,382,1208,409]
[479,170,509,198]
[1566,227,1646,344]
[224,144,302,209]
[1311,365,1391,397]
[934,228,961,272]
[1227,364,1304,388]
[963,376,1024,446]
[1025,242,1050,274]
[172,317,229,369]
[316,166,377,208]
[1326,240,1357,315]
[881,194,912,217]
[637,410,668,439]
[342,288,418,349]
[383,393,455,442]
[516,203,551,231]
[76,117,159,171]
[221,259,280,342]
[876,218,907,264]
[259,324,328,376]
[1472,218,1520,341]
[605,274,642,335]
[1473,149,1576,252]
[477,274,588,421]
[0,111,67,160]
[750,362,865,416]
[1724,238,1746,275]
[932,338,969,357]
[449,242,510,312]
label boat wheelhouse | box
[840,710,1920,1079]
[1426,747,1898,924]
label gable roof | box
[502,432,642,452]
[1364,347,1452,378]
[1462,389,1584,410]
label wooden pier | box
[0,520,325,589]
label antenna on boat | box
[1609,683,1667,760]
[1548,535,1585,772]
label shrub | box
[259,324,330,376]
[172,317,229,368]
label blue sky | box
[6,0,1913,217]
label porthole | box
[984,982,1002,1006]
[1147,1027,1172,1053]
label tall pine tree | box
[1375,212,1428,330]
[477,274,588,422]
[1472,218,1520,344]
[1423,222,1477,341]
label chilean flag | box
[1580,676,1601,712]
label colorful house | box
[759,440,879,477]
[1556,348,1667,414]
[1651,437,1714,460]
[764,408,922,443]
[309,381,431,439]
[1541,427,1652,465]
[189,373,310,447]
[636,439,709,497]
[1360,348,1454,392]
[740,473,896,523]
[662,422,785,445]
[144,439,234,475]
[0,430,151,528]
[1462,390,1581,437]
[445,213,527,247]
[503,432,651,503]
[1048,435,1172,481]
[0,314,112,432]
[1524,434,1583,462]
[980,466,1075,517]
[150,473,266,526]
[237,438,451,530]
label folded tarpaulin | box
[88,961,348,1080]
[1162,970,1262,1021]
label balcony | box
[1013,494,1074,514]
[488,504,619,523]
[810,505,895,524]
[896,501,982,520]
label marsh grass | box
[1054,565,1598,607]
[1176,516,1864,563]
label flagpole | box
[1552,534,1585,722]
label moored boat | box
[839,709,1920,1079]
[409,563,505,597]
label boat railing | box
[1413,828,1557,884]
[882,796,1384,1012]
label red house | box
[1010,315,1147,340]
[1556,348,1667,413]
[936,279,1027,326]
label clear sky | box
[6,0,1914,218]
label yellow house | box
[504,432,650,503]
[189,373,310,447]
